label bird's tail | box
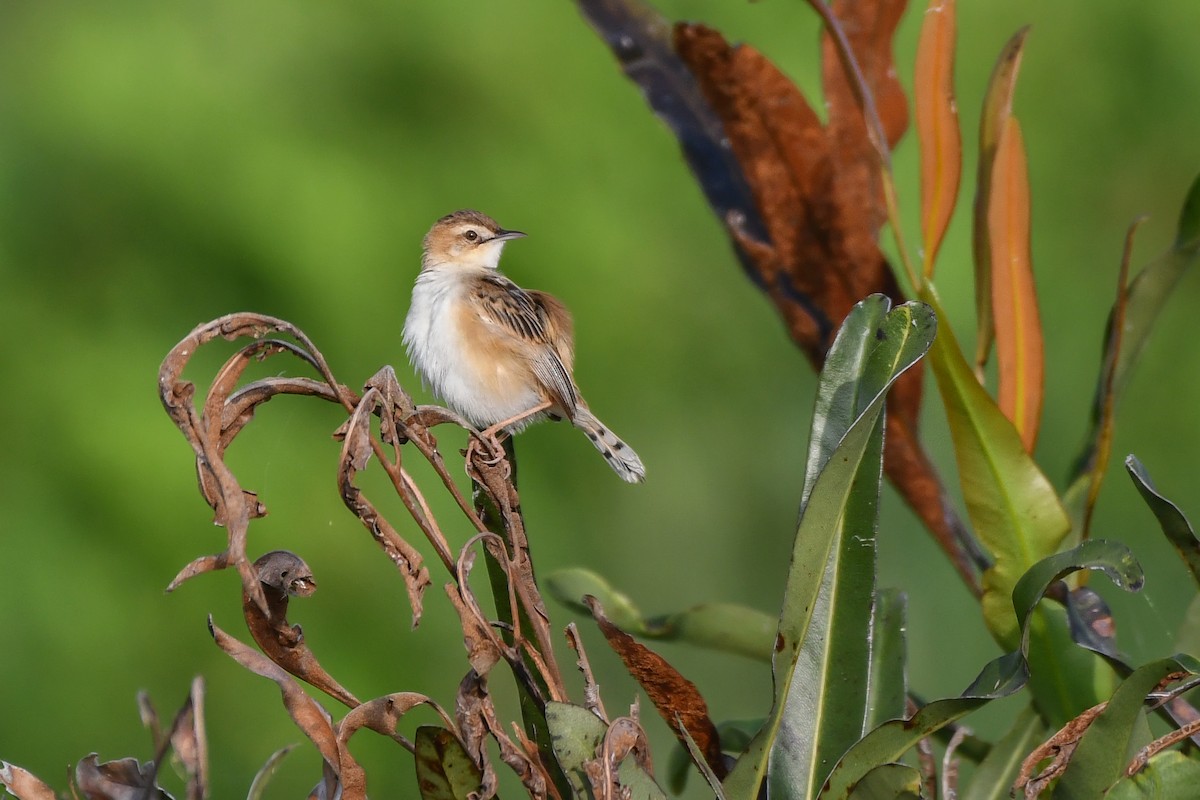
[573,408,646,484]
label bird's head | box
[421,209,526,271]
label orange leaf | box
[989,116,1043,453]
[974,28,1030,377]
[915,0,961,278]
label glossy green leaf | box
[1126,455,1200,587]
[961,705,1045,800]
[919,282,1070,648]
[846,763,923,800]
[821,540,1143,798]
[1056,655,1200,798]
[724,297,936,800]
[413,727,481,800]
[819,651,1027,799]
[1013,540,1138,726]
[865,590,908,731]
[545,568,774,661]
[545,702,666,800]
[1107,751,1200,799]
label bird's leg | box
[466,400,553,468]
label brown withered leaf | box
[208,617,342,798]
[337,392,433,627]
[583,714,655,800]
[0,761,58,800]
[242,550,361,709]
[672,13,982,592]
[584,596,724,780]
[455,670,550,800]
[74,754,171,800]
[161,677,208,800]
[334,694,460,800]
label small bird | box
[402,209,646,483]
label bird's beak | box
[494,229,527,242]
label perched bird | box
[402,209,646,483]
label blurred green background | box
[2,1,1200,797]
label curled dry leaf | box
[242,550,361,709]
[160,313,355,614]
[584,715,655,800]
[161,676,208,800]
[456,670,550,800]
[208,617,342,798]
[337,389,433,627]
[74,754,171,800]
[584,596,724,780]
[335,694,461,800]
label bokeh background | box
[2,1,1200,797]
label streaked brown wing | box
[471,274,579,415]
[527,289,575,371]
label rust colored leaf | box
[584,596,725,780]
[0,762,57,800]
[670,15,982,594]
[989,116,1044,452]
[915,0,962,276]
[208,617,341,798]
[242,550,362,709]
[974,28,1031,377]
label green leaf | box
[821,540,1143,798]
[1013,539,1139,727]
[919,282,1070,649]
[1056,655,1200,798]
[846,763,923,800]
[1126,455,1200,588]
[247,745,296,800]
[545,568,775,661]
[1107,751,1200,799]
[413,726,482,800]
[545,702,666,800]
[1112,173,1200,397]
[961,705,1045,800]
[865,590,908,731]
[724,297,936,800]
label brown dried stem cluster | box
[154,311,660,799]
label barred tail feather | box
[574,408,646,484]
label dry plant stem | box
[805,0,920,290]
[566,623,608,720]
[942,725,969,800]
[1126,715,1200,776]
[1014,702,1106,797]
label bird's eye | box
[464,230,479,242]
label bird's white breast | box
[402,268,541,427]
